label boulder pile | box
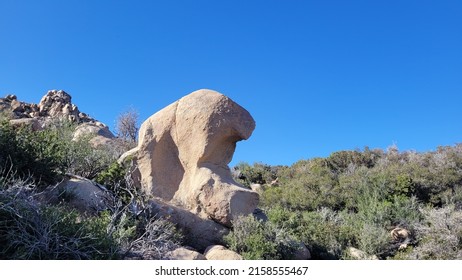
[1,90,114,145]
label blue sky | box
[1,0,461,166]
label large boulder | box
[73,123,115,140]
[149,199,229,251]
[46,176,110,214]
[73,123,115,147]
[9,118,43,131]
[38,90,80,122]
[128,89,258,227]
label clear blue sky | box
[1,0,461,166]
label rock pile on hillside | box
[123,89,259,228]
[1,90,114,144]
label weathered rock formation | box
[1,90,114,144]
[124,89,259,227]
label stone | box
[250,183,264,193]
[73,123,115,148]
[149,199,229,251]
[291,242,311,260]
[204,245,242,260]
[38,90,80,122]
[73,123,115,140]
[165,247,206,260]
[6,94,17,100]
[390,227,410,241]
[48,176,110,214]
[346,247,379,260]
[128,89,258,227]
[9,118,43,131]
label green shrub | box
[0,121,65,185]
[224,215,297,260]
[233,162,278,187]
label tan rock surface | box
[130,89,259,227]
[204,245,242,260]
[346,247,379,260]
[166,247,206,260]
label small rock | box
[204,245,243,260]
[166,247,206,260]
[346,247,379,260]
[250,183,264,192]
[391,227,410,241]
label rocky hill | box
[2,89,309,260]
[1,90,115,146]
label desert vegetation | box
[0,118,183,260]
[230,145,462,259]
[0,92,462,259]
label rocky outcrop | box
[126,89,258,227]
[204,245,243,260]
[1,90,114,145]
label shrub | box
[0,172,184,260]
[403,205,462,259]
[233,162,279,187]
[0,121,65,185]
[224,215,297,260]
[0,186,119,259]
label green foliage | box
[254,144,462,259]
[233,162,278,187]
[0,120,119,187]
[224,215,297,260]
[0,190,119,259]
[0,121,66,185]
[267,207,355,259]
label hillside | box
[1,90,461,260]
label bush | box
[0,173,183,260]
[0,120,120,186]
[233,162,278,187]
[0,121,65,185]
[224,215,297,260]
[403,205,462,259]
[0,187,119,259]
